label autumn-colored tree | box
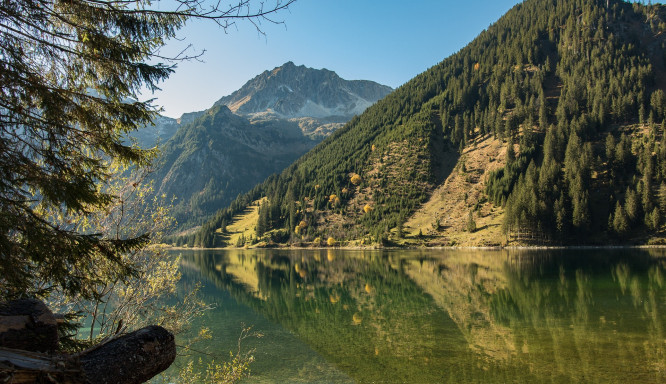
[295,220,308,235]
[350,173,362,186]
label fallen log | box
[0,299,176,383]
[79,325,176,384]
[0,325,175,384]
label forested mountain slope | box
[186,0,666,247]
[148,63,392,229]
[150,105,320,228]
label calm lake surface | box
[173,248,666,383]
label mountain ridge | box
[214,61,393,119]
[145,62,392,229]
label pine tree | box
[396,216,405,239]
[613,202,630,235]
[647,207,660,230]
[538,88,548,128]
[466,210,477,233]
[256,201,269,238]
[625,187,639,223]
[289,202,297,234]
[0,0,294,299]
[506,137,516,166]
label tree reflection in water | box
[179,248,666,384]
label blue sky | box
[150,0,527,118]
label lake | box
[172,248,666,383]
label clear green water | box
[173,248,666,383]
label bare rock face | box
[215,61,393,119]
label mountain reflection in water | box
[176,248,666,384]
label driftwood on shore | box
[0,299,175,384]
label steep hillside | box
[150,63,392,229]
[131,111,206,148]
[150,105,318,228]
[187,0,666,248]
[404,135,508,247]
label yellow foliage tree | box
[329,194,340,205]
[295,220,307,235]
[363,204,373,213]
[327,237,337,246]
[350,173,362,185]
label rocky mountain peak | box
[214,62,392,119]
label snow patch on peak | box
[279,84,293,93]
[291,94,374,119]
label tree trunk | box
[0,347,82,384]
[0,299,58,352]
